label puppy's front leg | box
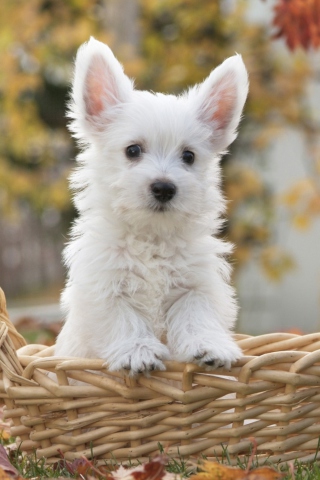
[56,291,169,376]
[166,290,242,370]
[99,298,170,376]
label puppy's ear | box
[194,55,248,152]
[69,37,133,138]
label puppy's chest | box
[120,239,187,314]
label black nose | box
[151,181,177,203]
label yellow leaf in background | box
[253,123,284,150]
[281,179,315,208]
[308,194,320,215]
[234,245,252,266]
[280,178,320,229]
[260,246,295,282]
[225,164,264,204]
[292,214,310,230]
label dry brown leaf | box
[55,452,93,477]
[110,456,177,480]
[130,456,172,480]
[0,446,18,478]
[54,453,177,480]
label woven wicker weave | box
[1,288,320,465]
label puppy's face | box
[95,93,219,222]
[69,38,248,227]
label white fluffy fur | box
[54,37,249,375]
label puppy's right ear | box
[69,37,133,139]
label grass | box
[5,442,320,480]
[11,452,72,478]
[3,434,320,479]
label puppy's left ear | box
[69,37,134,140]
[194,55,248,152]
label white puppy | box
[54,37,249,376]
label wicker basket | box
[1,288,320,465]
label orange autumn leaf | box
[246,467,286,480]
[192,462,246,480]
[273,0,320,50]
[192,460,285,480]
[0,432,10,442]
[191,439,285,480]
[0,469,26,480]
[70,458,91,477]
[0,469,16,480]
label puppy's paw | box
[174,335,242,371]
[193,339,242,370]
[105,341,170,376]
[121,350,166,376]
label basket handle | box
[0,288,27,350]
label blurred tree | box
[265,0,320,249]
[0,0,109,222]
[0,0,112,296]
[137,0,313,278]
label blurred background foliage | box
[137,0,316,280]
[0,0,319,299]
[0,0,109,221]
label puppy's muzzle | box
[151,181,177,203]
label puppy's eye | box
[182,150,195,166]
[126,144,142,159]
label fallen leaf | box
[131,456,167,480]
[3,444,17,456]
[0,407,12,440]
[192,462,285,480]
[0,468,17,480]
[0,432,10,442]
[246,467,285,480]
[191,438,285,480]
[55,452,95,477]
[111,456,176,480]
[192,462,245,480]
[0,446,18,477]
[71,457,91,476]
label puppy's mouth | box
[150,202,171,213]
